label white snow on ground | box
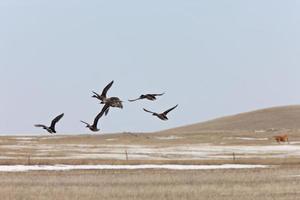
[225,137,269,141]
[155,136,183,140]
[0,164,268,172]
[236,137,269,141]
[106,138,118,141]
[0,156,15,159]
[287,175,300,177]
[289,142,300,144]
[64,153,153,160]
[1,143,300,160]
[0,145,31,149]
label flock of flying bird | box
[34,81,178,134]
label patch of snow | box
[255,130,266,133]
[106,138,117,141]
[66,153,153,160]
[0,156,15,159]
[0,145,32,149]
[236,137,269,141]
[286,175,300,177]
[225,137,269,141]
[1,143,300,160]
[155,136,182,140]
[0,164,269,172]
[289,142,300,144]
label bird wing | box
[93,104,109,127]
[104,107,110,116]
[151,92,165,96]
[50,113,64,130]
[92,91,101,98]
[100,80,114,98]
[143,108,156,114]
[163,104,178,115]
[80,120,89,126]
[34,124,47,129]
[128,97,141,102]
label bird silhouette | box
[92,80,114,103]
[92,80,123,115]
[80,104,109,132]
[128,93,165,102]
[34,113,64,133]
[143,104,178,120]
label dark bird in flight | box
[34,113,64,134]
[128,93,165,102]
[80,104,108,132]
[92,80,123,115]
[143,104,178,120]
[92,80,114,103]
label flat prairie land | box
[0,166,299,200]
[2,105,300,199]
[0,132,299,199]
[0,130,300,165]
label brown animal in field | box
[274,134,289,144]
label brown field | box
[0,130,299,199]
[0,128,300,165]
[1,105,300,199]
[165,105,300,133]
[0,166,299,200]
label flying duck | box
[34,113,64,133]
[92,80,114,103]
[143,104,178,120]
[92,80,123,115]
[80,104,108,132]
[128,93,165,102]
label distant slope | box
[165,105,300,133]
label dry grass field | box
[0,128,300,165]
[165,105,300,133]
[0,166,299,200]
[1,105,300,199]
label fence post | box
[232,152,236,162]
[125,150,128,161]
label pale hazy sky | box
[1,1,300,134]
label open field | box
[0,166,299,200]
[0,131,299,199]
[0,129,300,165]
[1,105,300,199]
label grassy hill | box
[163,105,300,133]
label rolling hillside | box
[164,105,300,133]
